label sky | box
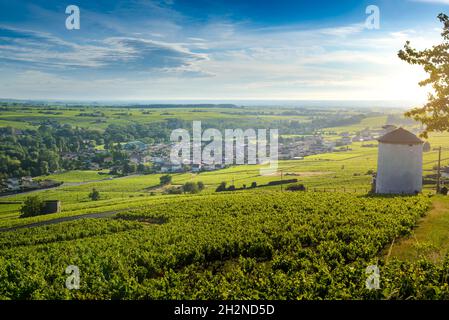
[0,0,449,103]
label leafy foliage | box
[215,181,227,192]
[0,192,435,299]
[182,181,205,194]
[88,188,100,201]
[286,183,306,191]
[399,13,449,138]
[159,175,172,186]
[19,196,44,218]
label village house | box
[21,176,39,189]
[6,178,20,191]
[61,152,79,161]
[129,153,151,164]
[103,156,113,163]
[88,162,100,170]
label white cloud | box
[0,16,437,102]
[0,26,209,75]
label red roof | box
[377,127,423,145]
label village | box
[0,124,429,195]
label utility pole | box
[437,146,442,194]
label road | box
[0,178,114,200]
[0,210,125,233]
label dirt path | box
[0,210,125,233]
[0,185,61,199]
[386,196,449,263]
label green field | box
[0,106,315,130]
[0,191,435,299]
[1,127,448,228]
[2,105,449,300]
[40,170,112,183]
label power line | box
[423,157,449,166]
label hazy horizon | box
[0,97,421,109]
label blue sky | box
[0,0,449,102]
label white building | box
[375,128,423,194]
[6,178,20,191]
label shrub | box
[216,182,227,192]
[183,182,199,194]
[268,179,298,186]
[160,175,172,186]
[286,183,306,192]
[20,196,44,218]
[165,186,183,194]
[89,188,100,201]
[441,186,448,195]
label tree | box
[137,163,146,173]
[123,162,137,175]
[398,13,449,138]
[182,182,199,194]
[216,181,227,192]
[20,196,44,218]
[165,186,183,194]
[89,188,100,201]
[40,160,49,175]
[160,174,172,185]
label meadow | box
[0,105,314,131]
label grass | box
[0,136,435,223]
[387,195,449,263]
[324,115,388,134]
[2,108,449,232]
[38,170,112,183]
[0,106,313,130]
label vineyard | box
[5,0,449,305]
[2,191,446,300]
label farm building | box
[42,200,61,214]
[375,127,423,194]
